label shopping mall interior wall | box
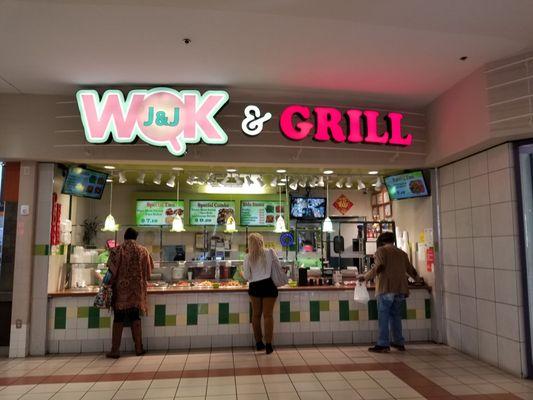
[438,143,526,375]
[426,68,491,166]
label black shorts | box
[248,278,278,298]
[113,308,140,325]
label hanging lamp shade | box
[225,215,237,233]
[274,215,287,233]
[102,214,119,232]
[170,214,185,232]
[322,217,334,233]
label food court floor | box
[0,344,531,400]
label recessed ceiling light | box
[226,168,237,173]
[276,169,287,174]
[104,165,115,170]
[172,167,184,171]
[368,171,379,175]
[323,170,334,175]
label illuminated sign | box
[279,105,412,146]
[77,88,229,156]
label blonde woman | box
[243,233,279,354]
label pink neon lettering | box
[363,110,389,144]
[346,110,363,143]
[387,112,412,146]
[81,92,143,140]
[183,93,227,140]
[280,105,313,140]
[314,107,345,142]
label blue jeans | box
[376,293,405,347]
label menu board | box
[384,171,429,200]
[61,167,108,199]
[189,200,235,226]
[136,200,185,226]
[240,200,284,226]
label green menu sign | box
[240,200,284,226]
[136,200,185,226]
[189,200,236,226]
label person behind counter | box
[106,228,154,359]
[243,233,279,354]
[359,231,419,353]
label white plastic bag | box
[353,281,370,303]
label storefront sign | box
[77,87,413,157]
[279,106,412,146]
[136,200,185,226]
[77,88,229,156]
[332,194,353,215]
[189,200,235,226]
[240,200,283,226]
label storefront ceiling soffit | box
[2,1,533,108]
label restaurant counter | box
[47,284,432,354]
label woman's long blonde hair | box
[248,233,266,265]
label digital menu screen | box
[136,200,185,226]
[240,200,284,226]
[384,171,429,200]
[189,200,236,226]
[61,167,108,199]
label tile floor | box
[0,344,531,400]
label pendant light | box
[225,215,238,233]
[322,178,334,233]
[274,176,287,233]
[102,181,119,232]
[170,172,185,232]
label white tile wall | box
[439,143,526,377]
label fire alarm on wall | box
[20,205,30,216]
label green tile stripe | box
[339,300,349,321]
[155,305,166,327]
[219,303,229,324]
[198,303,208,315]
[34,244,51,256]
[165,315,176,326]
[229,313,239,324]
[54,307,66,330]
[99,317,111,328]
[368,300,378,320]
[77,306,89,318]
[88,307,100,329]
[280,301,291,323]
[425,299,431,319]
[290,311,300,322]
[310,301,320,322]
[187,304,198,325]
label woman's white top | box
[243,249,279,283]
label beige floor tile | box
[384,387,422,399]
[341,372,371,381]
[236,375,263,385]
[264,382,296,393]
[206,384,236,396]
[290,373,319,383]
[349,380,381,390]
[175,385,207,397]
[18,394,54,400]
[208,377,235,386]
[90,381,123,391]
[321,380,352,391]
[263,374,291,383]
[0,394,22,400]
[315,372,343,381]
[50,391,86,400]
[0,385,36,395]
[356,388,393,400]
[81,390,117,400]
[298,391,331,400]
[59,382,94,392]
[235,394,268,400]
[328,390,362,400]
[294,381,325,392]
[29,384,66,394]
[112,389,147,399]
[119,380,151,390]
[236,383,266,395]
[469,383,508,394]
[148,379,180,389]
[179,378,208,387]
[440,385,478,396]
[144,387,177,398]
[205,396,236,400]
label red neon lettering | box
[314,107,345,142]
[346,109,363,143]
[280,105,313,141]
[387,112,412,146]
[363,110,389,144]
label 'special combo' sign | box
[77,88,413,156]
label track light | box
[289,179,298,190]
[270,177,277,187]
[256,176,265,187]
[153,173,162,185]
[318,176,325,187]
[166,175,176,188]
[298,177,307,188]
[309,178,318,188]
[245,175,254,186]
[118,171,127,184]
[357,180,366,190]
[136,173,145,184]
[336,178,344,189]
[345,178,353,189]
[186,176,194,185]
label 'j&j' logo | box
[77,88,229,156]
